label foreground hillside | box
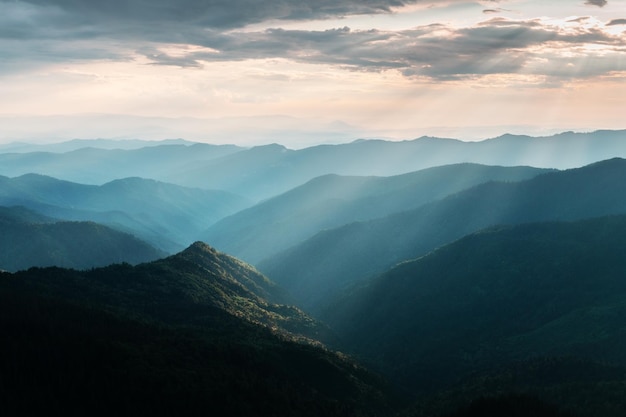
[0,242,390,416]
[327,215,626,416]
[261,158,626,314]
[0,206,163,272]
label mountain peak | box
[184,241,219,255]
[129,242,333,343]
[169,241,278,303]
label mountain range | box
[0,142,243,189]
[4,132,626,416]
[325,215,626,416]
[202,163,551,264]
[0,138,199,153]
[0,174,250,252]
[260,158,626,314]
[2,130,626,201]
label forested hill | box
[0,205,163,272]
[326,215,626,416]
[0,241,391,416]
[0,174,250,253]
[4,241,331,342]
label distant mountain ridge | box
[0,174,250,252]
[260,158,626,314]
[0,143,244,188]
[202,163,552,263]
[0,138,202,153]
[1,129,625,201]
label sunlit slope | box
[326,215,626,415]
[0,174,250,252]
[0,206,164,272]
[202,164,550,264]
[0,241,390,416]
[260,158,626,313]
[2,240,334,347]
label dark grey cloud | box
[585,0,607,7]
[135,17,624,81]
[608,18,626,26]
[2,0,625,82]
[19,0,425,30]
[0,0,451,53]
[483,8,511,14]
[568,16,590,23]
[0,5,123,44]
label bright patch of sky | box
[1,0,625,146]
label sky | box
[1,0,625,147]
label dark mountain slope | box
[0,204,55,224]
[203,164,550,263]
[5,241,331,343]
[438,394,578,417]
[325,215,626,414]
[0,206,163,272]
[260,158,626,313]
[0,242,391,416]
[0,174,250,252]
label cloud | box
[607,19,626,26]
[15,0,433,31]
[127,17,625,82]
[483,8,511,14]
[584,0,607,7]
[2,0,626,84]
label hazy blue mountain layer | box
[0,138,200,153]
[260,158,626,313]
[0,206,164,272]
[1,130,626,201]
[0,174,250,252]
[0,142,243,186]
[202,163,551,264]
[168,130,626,200]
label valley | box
[3,131,626,416]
